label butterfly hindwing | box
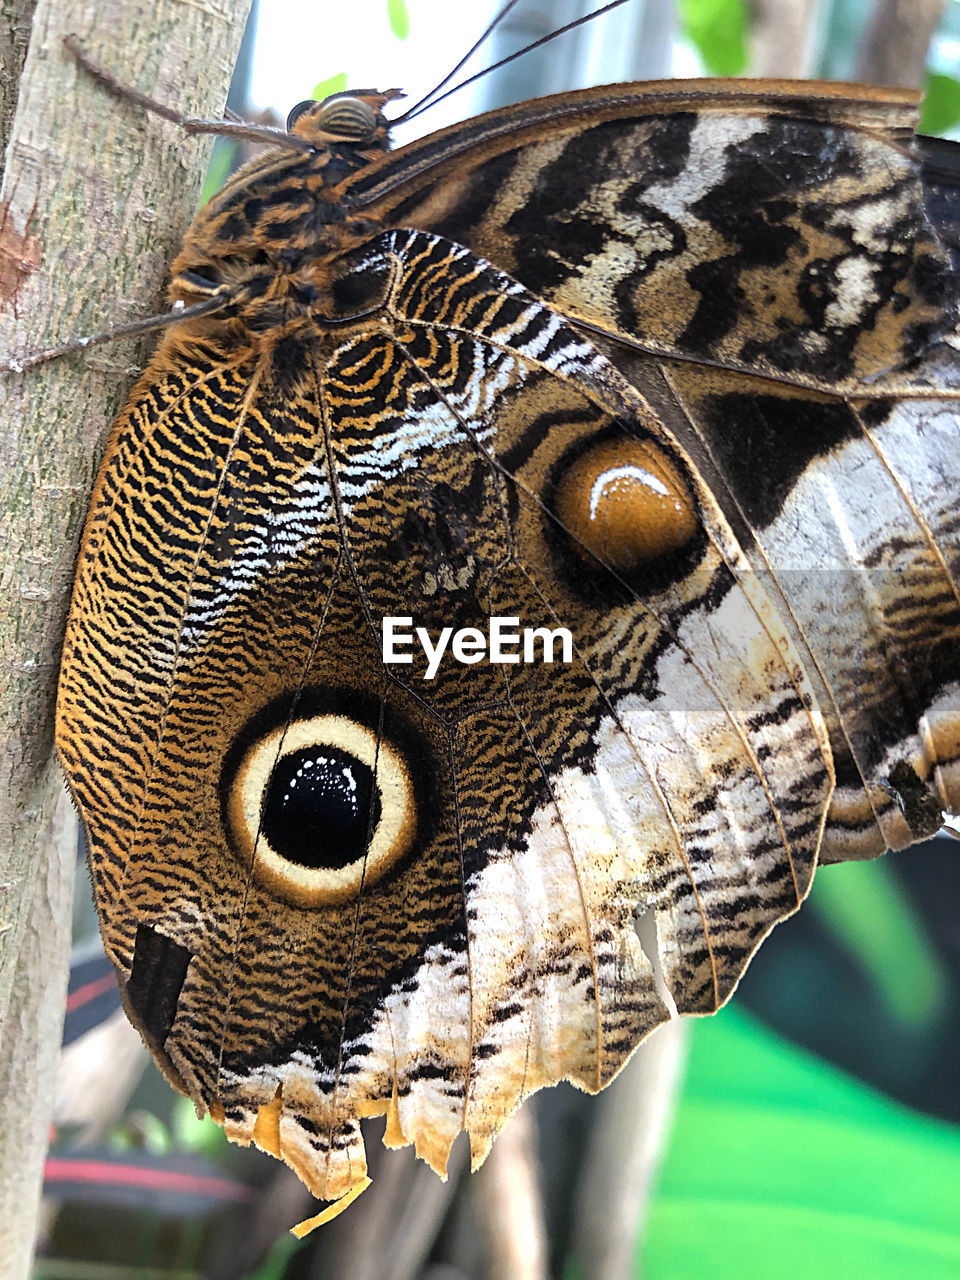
[59,220,833,1199]
[661,362,960,860]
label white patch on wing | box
[751,399,960,848]
[823,254,880,328]
[868,397,960,580]
[844,189,912,255]
[180,467,332,648]
[643,115,763,223]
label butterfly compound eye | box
[286,95,378,141]
[225,714,416,906]
[285,99,316,130]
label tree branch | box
[748,0,820,78]
[571,1019,688,1280]
[854,0,946,89]
[0,0,251,1271]
[474,1107,548,1280]
[0,787,74,1271]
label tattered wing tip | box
[381,1078,407,1149]
[468,1126,496,1174]
[251,1088,284,1157]
[289,1177,373,1237]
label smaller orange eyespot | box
[553,435,699,571]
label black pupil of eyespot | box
[286,100,317,130]
[262,746,380,870]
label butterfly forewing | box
[351,79,960,861]
[348,81,951,385]
[55,76,959,1206]
[661,363,960,860]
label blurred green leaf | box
[920,73,960,137]
[200,138,236,206]
[810,859,947,1027]
[245,1234,305,1280]
[107,1126,135,1153]
[170,1095,228,1158]
[127,1109,172,1154]
[641,1010,960,1279]
[678,0,748,76]
[388,0,411,40]
[108,1109,171,1154]
[312,72,349,102]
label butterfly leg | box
[2,37,257,374]
[2,294,225,373]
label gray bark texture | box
[854,0,947,88]
[0,0,251,1272]
[0,0,36,158]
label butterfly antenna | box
[394,0,635,125]
[398,0,525,120]
[63,35,314,152]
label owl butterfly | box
[52,26,960,1219]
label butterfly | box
[51,28,960,1219]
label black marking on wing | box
[512,115,697,300]
[691,390,860,529]
[125,922,192,1050]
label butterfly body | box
[55,78,960,1203]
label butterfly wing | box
[348,79,960,861]
[57,78,960,1206]
[57,222,832,1201]
[919,133,960,274]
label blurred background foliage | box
[37,1,960,1278]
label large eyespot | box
[225,715,416,907]
[553,435,699,571]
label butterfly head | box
[284,89,403,159]
[162,90,406,352]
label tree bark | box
[854,0,946,89]
[0,0,251,1272]
[0,0,36,159]
[0,788,74,1270]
